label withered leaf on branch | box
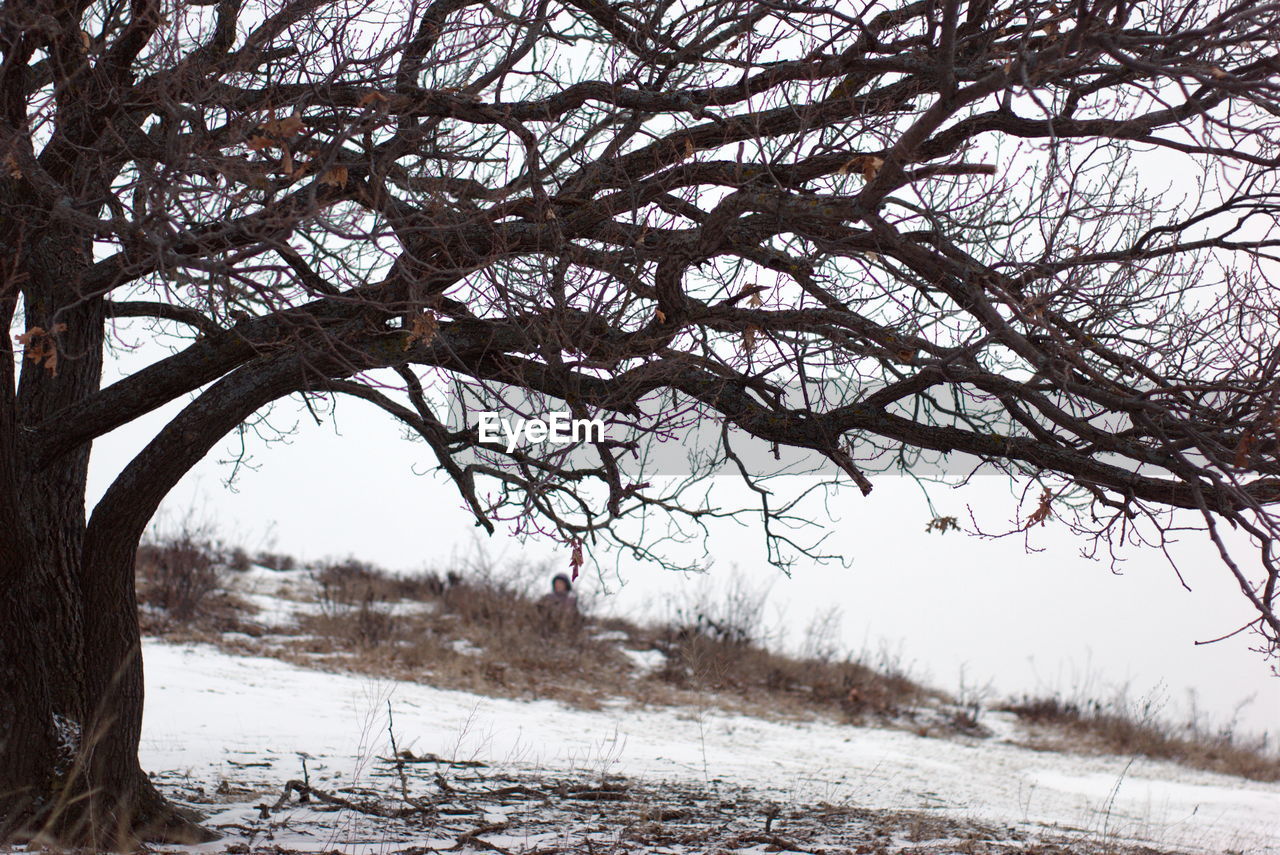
[1024,489,1054,528]
[404,311,439,350]
[924,515,960,534]
[260,112,305,139]
[247,112,305,155]
[569,539,584,580]
[717,284,767,308]
[318,166,349,187]
[15,323,67,377]
[1236,430,1259,468]
[837,154,885,181]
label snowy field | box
[140,640,1280,854]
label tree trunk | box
[1,229,92,842]
[74,531,218,846]
[0,523,211,848]
[0,233,214,848]
[1,218,367,847]
[0,518,59,842]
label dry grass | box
[138,539,939,722]
[286,560,945,724]
[312,557,448,605]
[997,694,1280,782]
[283,553,635,709]
[651,619,939,721]
[640,579,944,722]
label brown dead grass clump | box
[997,694,1280,782]
[653,619,938,721]
[643,582,942,722]
[286,555,636,708]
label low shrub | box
[135,529,227,620]
[997,693,1280,782]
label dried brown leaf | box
[1235,430,1258,467]
[569,539,584,580]
[318,166,349,187]
[15,323,67,377]
[837,154,884,182]
[861,155,884,182]
[924,515,960,534]
[1025,489,1053,528]
[261,113,304,138]
[404,311,439,350]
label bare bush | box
[356,598,398,647]
[254,552,297,572]
[313,558,450,613]
[135,528,228,621]
[227,547,253,573]
[313,557,393,611]
[799,606,846,664]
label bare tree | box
[3,0,1280,845]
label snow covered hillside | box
[140,640,1280,855]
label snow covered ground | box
[141,640,1280,854]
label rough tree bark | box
[0,224,208,843]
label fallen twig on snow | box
[270,778,434,818]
